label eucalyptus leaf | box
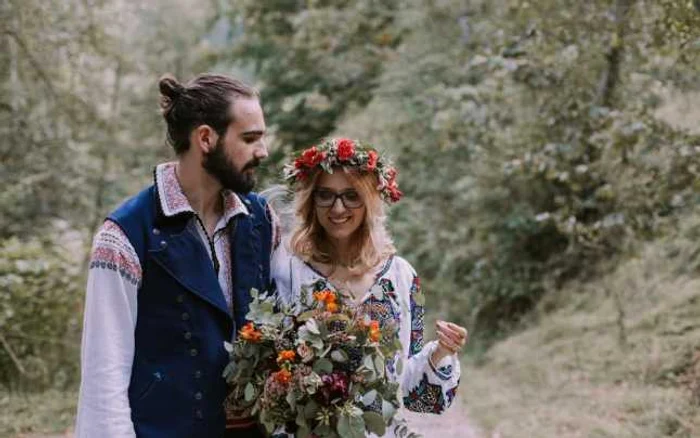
[244,382,255,402]
[222,360,237,381]
[374,355,385,378]
[297,426,312,438]
[363,355,376,374]
[297,310,315,322]
[337,412,365,438]
[294,406,307,428]
[306,318,321,335]
[394,357,404,376]
[223,341,233,353]
[313,358,333,374]
[331,349,349,363]
[382,400,396,422]
[304,400,319,419]
[362,411,386,436]
[286,389,297,410]
[360,389,377,406]
[314,424,332,436]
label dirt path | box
[16,394,483,438]
[404,397,483,438]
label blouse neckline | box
[303,255,395,303]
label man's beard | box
[202,137,259,193]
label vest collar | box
[154,162,249,224]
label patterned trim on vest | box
[89,220,142,286]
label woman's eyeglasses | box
[313,189,364,209]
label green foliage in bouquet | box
[223,286,419,438]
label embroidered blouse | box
[271,246,461,437]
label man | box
[75,73,278,438]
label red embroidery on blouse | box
[89,221,142,286]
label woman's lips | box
[329,216,351,224]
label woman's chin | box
[326,228,357,243]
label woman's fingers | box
[445,321,468,339]
[436,321,468,346]
[436,331,461,353]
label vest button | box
[160,240,167,249]
[190,348,198,357]
[181,312,190,321]
[176,294,184,303]
[195,409,203,419]
[184,331,192,341]
[194,370,202,379]
[152,228,160,235]
[194,391,203,400]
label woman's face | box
[314,171,366,245]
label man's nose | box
[255,139,268,160]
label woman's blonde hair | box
[289,168,395,275]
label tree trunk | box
[595,0,634,108]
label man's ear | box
[192,125,217,154]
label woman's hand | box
[431,320,468,364]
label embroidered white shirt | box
[271,244,461,437]
[75,162,278,438]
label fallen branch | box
[0,331,28,376]
[4,329,80,349]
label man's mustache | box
[243,159,260,171]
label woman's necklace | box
[328,266,376,303]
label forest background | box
[2,1,700,437]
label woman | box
[271,137,467,436]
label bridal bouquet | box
[223,283,411,438]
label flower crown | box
[283,138,403,203]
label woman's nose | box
[330,196,347,213]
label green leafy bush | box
[332,0,700,343]
[0,237,83,391]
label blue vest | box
[108,185,273,438]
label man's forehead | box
[230,97,265,131]
[231,97,262,117]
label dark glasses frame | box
[313,189,364,209]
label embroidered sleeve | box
[408,275,424,357]
[398,265,461,414]
[75,220,139,437]
[88,220,142,285]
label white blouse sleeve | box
[395,259,461,414]
[270,241,295,308]
[75,220,140,438]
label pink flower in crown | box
[386,168,403,202]
[336,138,355,161]
[388,185,403,202]
[367,150,378,171]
